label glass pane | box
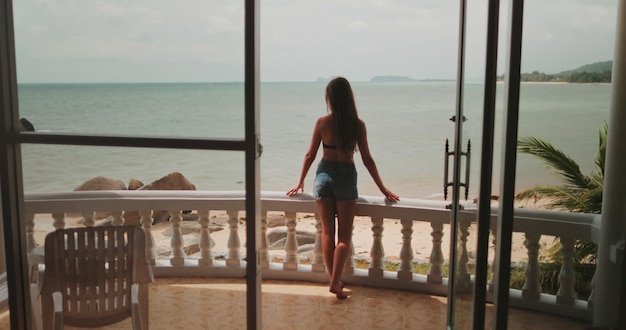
[509,1,614,324]
[0,218,8,328]
[22,145,244,193]
[14,2,245,139]
[448,1,490,328]
[261,1,461,200]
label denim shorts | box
[312,160,358,201]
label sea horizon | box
[17,81,611,200]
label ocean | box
[17,81,611,200]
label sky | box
[12,0,618,83]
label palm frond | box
[577,185,603,214]
[517,125,605,293]
[594,122,608,179]
[516,185,583,211]
[574,240,598,263]
[588,172,604,188]
[518,137,589,189]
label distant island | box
[316,60,613,84]
[314,75,454,83]
[315,77,331,83]
[370,75,417,83]
[498,60,612,83]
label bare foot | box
[330,285,351,299]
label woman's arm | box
[357,120,400,201]
[287,118,322,196]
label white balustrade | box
[139,210,156,265]
[260,211,269,269]
[369,216,385,277]
[22,190,597,322]
[52,213,65,230]
[111,210,124,226]
[82,211,95,227]
[226,210,241,267]
[25,213,37,265]
[283,212,298,270]
[557,237,577,305]
[197,209,212,267]
[427,222,444,284]
[169,209,185,266]
[588,269,596,309]
[311,214,325,272]
[456,218,471,292]
[344,225,355,274]
[489,229,497,294]
[398,219,414,280]
[522,232,541,300]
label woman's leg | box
[316,198,337,279]
[329,199,356,298]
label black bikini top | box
[322,142,336,149]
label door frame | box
[0,1,263,329]
[447,0,525,328]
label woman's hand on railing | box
[380,187,399,203]
[286,183,304,196]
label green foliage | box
[514,71,612,83]
[517,123,606,213]
[562,60,613,74]
[515,124,607,299]
[567,71,612,83]
[508,261,594,300]
[498,61,613,83]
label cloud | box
[12,0,618,83]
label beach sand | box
[31,198,556,266]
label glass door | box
[447,0,525,328]
[446,0,494,328]
[0,1,262,328]
[445,0,474,327]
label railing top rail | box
[24,190,596,240]
[24,190,464,215]
[459,206,596,240]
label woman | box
[287,77,399,299]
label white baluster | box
[311,214,325,272]
[260,211,269,269]
[82,211,95,227]
[557,237,576,305]
[169,209,185,266]
[427,222,444,284]
[489,229,497,293]
[456,218,472,292]
[283,212,298,270]
[369,216,384,277]
[110,210,124,226]
[522,232,541,300]
[52,213,66,230]
[198,209,213,267]
[25,213,37,251]
[226,210,241,267]
[398,219,414,280]
[588,267,596,309]
[139,210,156,265]
[344,226,355,274]
[25,213,37,267]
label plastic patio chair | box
[36,226,153,330]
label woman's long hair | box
[325,77,360,152]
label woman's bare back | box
[317,114,357,163]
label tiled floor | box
[1,278,591,329]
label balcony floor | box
[1,277,591,329]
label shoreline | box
[498,80,611,85]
